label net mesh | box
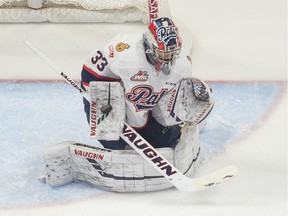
[0,0,192,53]
[0,0,171,23]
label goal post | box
[0,0,171,23]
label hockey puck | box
[100,104,113,114]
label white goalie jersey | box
[39,22,217,192]
[81,33,194,129]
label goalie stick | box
[24,40,238,192]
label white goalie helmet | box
[143,17,182,75]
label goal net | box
[0,0,171,23]
[0,0,192,53]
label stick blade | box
[193,165,238,191]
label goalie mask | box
[144,17,182,75]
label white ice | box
[0,0,287,215]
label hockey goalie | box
[40,17,214,192]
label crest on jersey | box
[126,85,168,111]
[130,71,149,81]
[116,42,130,52]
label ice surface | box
[0,81,284,207]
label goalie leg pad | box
[42,141,74,187]
[41,131,201,192]
[42,142,174,192]
[175,124,200,177]
[70,143,174,192]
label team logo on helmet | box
[156,24,178,46]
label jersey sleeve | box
[81,33,150,129]
[81,48,121,91]
[81,42,122,123]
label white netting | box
[0,0,171,23]
[0,0,192,54]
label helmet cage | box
[152,43,181,66]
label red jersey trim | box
[82,81,89,87]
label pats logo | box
[126,85,168,111]
[130,71,148,81]
[156,24,178,45]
